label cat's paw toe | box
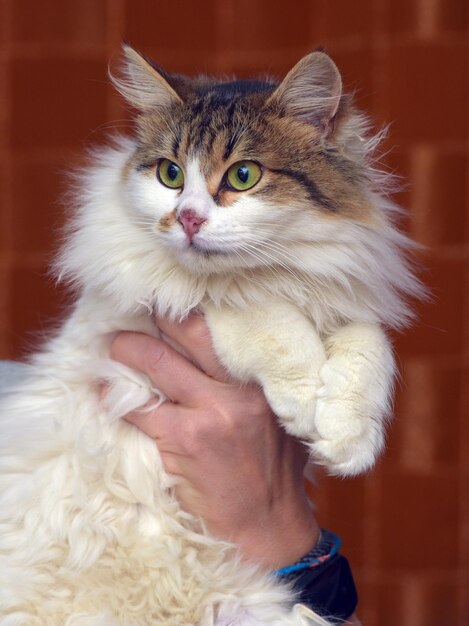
[318,359,352,397]
[265,384,319,439]
[310,435,379,476]
[311,397,384,476]
[282,412,316,440]
[274,398,318,440]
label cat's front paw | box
[309,359,386,476]
[263,376,320,440]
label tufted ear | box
[110,44,182,110]
[268,51,342,133]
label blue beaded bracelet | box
[273,529,358,623]
[274,529,341,577]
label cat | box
[0,45,423,625]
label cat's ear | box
[110,44,182,110]
[268,51,342,132]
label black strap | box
[291,554,358,623]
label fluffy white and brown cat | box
[0,46,422,625]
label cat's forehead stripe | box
[270,167,335,211]
[186,96,239,158]
[133,80,375,220]
[179,89,274,166]
[171,128,182,160]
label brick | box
[324,0,374,42]
[460,495,469,617]
[10,157,68,254]
[0,160,9,254]
[0,56,8,154]
[438,0,469,35]
[394,255,464,357]
[388,358,462,470]
[373,580,407,626]
[385,43,467,144]
[383,150,413,229]
[382,147,468,248]
[11,0,107,45]
[386,0,418,37]
[379,472,459,570]
[406,147,468,247]
[231,0,312,54]
[461,366,469,473]
[317,474,367,568]
[387,0,468,38]
[373,577,458,626]
[420,580,458,626]
[9,57,109,150]
[459,465,469,619]
[0,0,7,47]
[8,264,68,358]
[0,264,10,359]
[125,0,218,55]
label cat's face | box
[117,47,374,276]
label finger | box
[123,400,202,459]
[156,314,233,382]
[123,399,181,440]
[110,331,218,405]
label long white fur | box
[0,303,329,626]
[0,67,422,623]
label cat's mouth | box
[187,238,231,257]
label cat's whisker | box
[246,222,315,244]
[236,242,305,288]
[239,237,307,273]
[129,219,155,227]
[252,241,311,273]
[87,120,135,137]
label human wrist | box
[227,494,320,571]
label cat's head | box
[111,45,379,276]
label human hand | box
[110,313,319,571]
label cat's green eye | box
[226,161,262,191]
[157,159,184,189]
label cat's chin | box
[175,245,236,274]
[161,231,265,275]
[168,238,238,271]
[190,241,230,257]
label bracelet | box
[274,529,358,623]
[274,529,341,578]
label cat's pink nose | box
[177,209,207,240]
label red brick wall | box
[0,1,467,624]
